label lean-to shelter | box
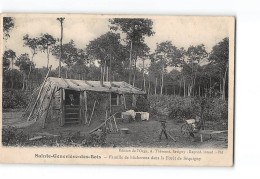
[23,77,146,128]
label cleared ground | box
[2,110,228,148]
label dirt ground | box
[2,110,228,148]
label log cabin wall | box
[46,90,60,125]
[45,89,146,127]
[85,92,109,122]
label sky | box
[3,15,231,69]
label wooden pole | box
[109,116,113,131]
[27,66,52,121]
[89,112,118,134]
[109,93,112,113]
[23,86,40,115]
[60,89,65,126]
[35,87,49,121]
[89,122,106,134]
[88,100,97,126]
[113,116,118,132]
[105,110,108,128]
[123,94,127,109]
[84,91,88,124]
[79,92,83,124]
[166,132,177,142]
[42,88,55,128]
[109,55,112,82]
[57,17,65,78]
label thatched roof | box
[47,77,146,94]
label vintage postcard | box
[0,14,235,166]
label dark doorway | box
[64,90,81,125]
[65,90,80,106]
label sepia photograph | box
[0,14,235,166]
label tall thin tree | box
[38,33,56,69]
[57,17,65,78]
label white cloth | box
[122,110,149,121]
[140,112,149,121]
[126,110,136,119]
[186,119,195,124]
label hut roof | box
[47,77,146,94]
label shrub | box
[2,89,31,109]
[135,95,150,112]
[148,95,228,122]
[203,98,228,121]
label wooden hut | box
[24,77,146,128]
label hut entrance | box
[64,90,81,124]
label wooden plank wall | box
[60,89,65,126]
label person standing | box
[159,120,168,140]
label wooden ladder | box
[64,105,81,124]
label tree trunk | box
[102,63,106,82]
[188,84,192,96]
[143,76,146,92]
[46,46,50,69]
[222,64,228,100]
[155,78,157,95]
[188,86,190,96]
[183,79,186,97]
[219,80,222,98]
[100,66,103,86]
[209,77,212,97]
[174,86,176,96]
[128,40,133,84]
[58,18,64,78]
[143,59,146,92]
[28,53,34,79]
[148,79,151,95]
[133,56,137,87]
[103,62,106,82]
[160,73,164,95]
[11,57,14,89]
[27,51,36,90]
[179,81,181,96]
[106,65,109,82]
[109,56,112,82]
[22,74,26,91]
[161,60,164,95]
[26,77,29,91]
